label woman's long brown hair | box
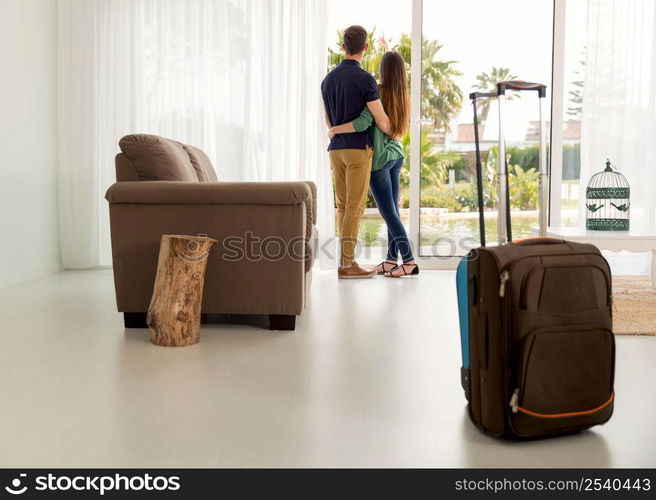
[379,51,410,139]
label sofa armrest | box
[302,181,317,225]
[105,181,311,206]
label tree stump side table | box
[147,235,217,347]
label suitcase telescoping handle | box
[497,81,549,245]
[497,80,547,98]
[513,237,565,246]
[470,81,548,247]
[469,91,495,247]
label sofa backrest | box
[116,134,218,182]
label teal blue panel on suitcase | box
[456,257,469,368]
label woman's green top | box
[352,108,405,171]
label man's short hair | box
[343,25,368,55]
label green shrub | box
[421,192,463,212]
[453,183,478,211]
[507,145,539,170]
[508,164,539,210]
[396,143,545,212]
[451,154,469,182]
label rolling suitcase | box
[457,81,615,438]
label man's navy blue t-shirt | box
[321,59,380,151]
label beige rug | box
[613,275,656,335]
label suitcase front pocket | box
[520,264,610,312]
[511,326,614,435]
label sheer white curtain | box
[580,0,656,230]
[58,0,333,268]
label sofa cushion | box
[115,153,140,181]
[119,134,199,182]
[181,144,219,182]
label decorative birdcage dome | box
[586,160,630,231]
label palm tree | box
[472,67,518,133]
[396,34,463,132]
[508,164,539,210]
[567,48,585,119]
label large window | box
[328,0,554,261]
[419,0,553,256]
[327,1,594,266]
[327,0,656,267]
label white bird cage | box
[586,160,630,231]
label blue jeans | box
[369,158,414,262]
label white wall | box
[0,0,61,288]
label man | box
[321,25,392,279]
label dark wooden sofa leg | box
[269,314,296,331]
[124,312,148,329]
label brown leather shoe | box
[338,262,376,279]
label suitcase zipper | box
[510,388,614,418]
[510,326,615,428]
[509,388,519,413]
[506,251,610,290]
[499,270,510,297]
[519,262,612,309]
[501,267,513,432]
[515,393,615,419]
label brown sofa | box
[105,134,317,330]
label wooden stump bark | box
[147,235,217,347]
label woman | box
[329,50,418,277]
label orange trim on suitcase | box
[517,392,615,419]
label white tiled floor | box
[0,269,654,467]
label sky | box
[327,0,588,142]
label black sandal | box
[384,263,420,278]
[374,261,397,275]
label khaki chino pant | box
[329,147,373,267]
